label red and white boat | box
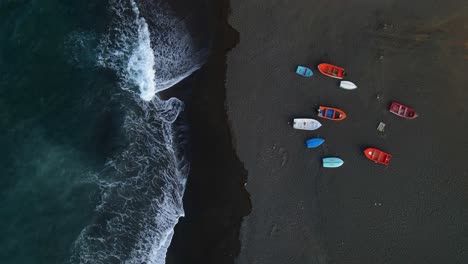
[317,63,346,79]
[389,101,418,119]
[364,148,391,166]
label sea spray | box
[70,0,204,263]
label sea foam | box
[70,0,203,263]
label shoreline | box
[162,0,251,263]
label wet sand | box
[226,0,468,263]
[162,0,251,263]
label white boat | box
[339,81,357,90]
[293,118,322,130]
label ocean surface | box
[0,0,206,263]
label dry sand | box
[226,0,468,263]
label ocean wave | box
[70,99,187,264]
[69,0,201,263]
[96,0,203,101]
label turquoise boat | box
[296,66,313,77]
[306,138,324,148]
[322,157,344,168]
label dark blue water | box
[0,0,205,263]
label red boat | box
[389,101,418,119]
[317,63,346,79]
[364,148,391,166]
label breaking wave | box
[96,0,203,101]
[69,0,204,263]
[70,98,188,264]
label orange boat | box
[317,63,346,79]
[317,106,346,121]
[364,148,391,166]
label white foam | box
[97,0,204,101]
[70,99,188,264]
[70,0,203,263]
[126,17,157,101]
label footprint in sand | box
[258,144,289,172]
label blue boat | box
[296,66,313,77]
[306,138,325,148]
[322,157,344,168]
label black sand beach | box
[226,0,468,264]
[157,0,468,263]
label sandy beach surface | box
[226,0,468,263]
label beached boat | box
[339,81,357,90]
[317,106,346,121]
[306,138,325,148]
[296,66,313,77]
[322,157,344,168]
[389,101,418,119]
[364,148,391,166]
[317,63,345,79]
[293,118,322,130]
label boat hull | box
[306,138,325,148]
[293,118,322,130]
[296,66,313,77]
[317,106,346,121]
[339,81,357,90]
[389,101,418,119]
[364,148,391,165]
[317,63,345,79]
[322,157,344,168]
